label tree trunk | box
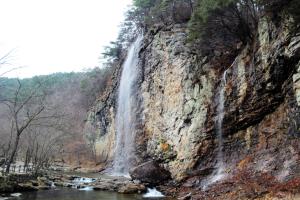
[6,134,20,173]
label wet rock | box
[30,180,39,187]
[178,192,192,200]
[93,184,115,191]
[17,183,38,192]
[0,158,5,166]
[64,183,74,188]
[117,183,146,194]
[129,161,171,185]
[35,186,50,190]
[53,182,64,187]
[0,178,16,193]
[0,176,39,193]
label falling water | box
[202,69,228,188]
[212,69,227,182]
[112,35,143,176]
[202,59,238,189]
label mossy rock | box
[0,177,17,193]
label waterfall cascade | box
[112,35,143,176]
[202,59,237,189]
[201,68,229,189]
[210,69,227,182]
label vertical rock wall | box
[85,16,300,182]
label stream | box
[1,188,143,200]
[1,187,168,200]
[0,171,167,200]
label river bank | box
[0,188,143,200]
[0,169,172,200]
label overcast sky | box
[0,0,132,78]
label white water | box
[78,186,94,191]
[73,177,96,184]
[71,177,96,190]
[50,181,56,188]
[143,188,165,198]
[202,69,228,189]
[112,35,143,176]
[10,193,22,197]
[214,70,227,180]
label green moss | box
[0,177,16,193]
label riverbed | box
[0,171,168,200]
[1,188,155,200]
[6,188,141,200]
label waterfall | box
[202,59,238,189]
[202,69,228,189]
[112,35,143,176]
[211,70,227,182]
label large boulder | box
[117,183,146,194]
[0,158,5,166]
[129,161,171,185]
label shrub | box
[131,0,193,29]
[188,0,258,63]
[101,42,122,62]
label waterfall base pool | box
[1,188,153,200]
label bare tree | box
[0,79,66,173]
[22,126,65,174]
[0,49,21,78]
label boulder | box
[53,182,64,187]
[129,161,171,185]
[0,158,5,166]
[117,183,146,194]
[35,185,50,190]
[93,182,116,191]
[0,180,16,193]
[17,183,38,192]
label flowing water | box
[0,175,166,200]
[113,35,143,176]
[201,59,239,189]
[143,188,165,198]
[1,189,143,200]
[213,70,227,181]
[201,69,228,188]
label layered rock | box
[138,24,216,180]
[84,61,123,164]
[85,14,300,190]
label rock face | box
[129,160,171,185]
[86,14,300,190]
[84,61,123,164]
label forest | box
[0,66,114,174]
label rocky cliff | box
[85,14,300,198]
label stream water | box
[1,189,143,200]
[0,177,166,200]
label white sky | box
[0,0,132,78]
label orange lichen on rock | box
[237,156,254,170]
[160,142,170,152]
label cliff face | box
[86,15,300,185]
